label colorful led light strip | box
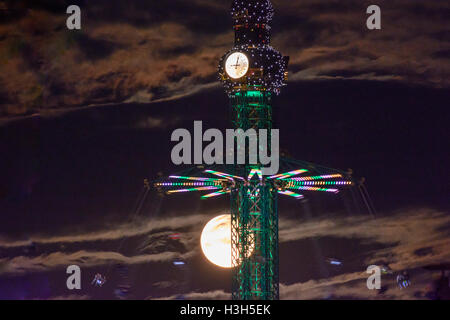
[167,186,221,194]
[277,190,304,199]
[205,170,245,181]
[169,175,222,182]
[268,169,308,180]
[291,174,342,181]
[247,168,262,180]
[287,186,339,193]
[155,182,219,187]
[285,180,352,186]
[201,190,230,199]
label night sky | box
[0,0,449,300]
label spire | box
[231,0,274,24]
[231,0,274,46]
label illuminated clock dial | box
[225,52,249,79]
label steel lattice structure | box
[155,166,353,300]
[154,0,357,300]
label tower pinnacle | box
[219,0,289,95]
[231,0,274,45]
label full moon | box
[200,214,232,268]
[200,214,255,268]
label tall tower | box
[154,0,356,301]
[218,0,288,300]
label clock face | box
[225,52,249,79]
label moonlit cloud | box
[1,208,449,283]
[152,289,230,300]
[0,250,196,275]
[0,0,448,119]
[0,213,209,248]
[2,204,447,300]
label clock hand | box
[235,56,240,69]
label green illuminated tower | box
[217,0,288,299]
[154,0,356,300]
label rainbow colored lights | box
[291,174,342,181]
[155,182,220,187]
[201,190,231,199]
[268,169,308,180]
[285,180,352,186]
[167,186,220,194]
[169,175,223,182]
[155,168,352,200]
[248,168,263,180]
[277,190,304,199]
[286,186,339,193]
[205,169,246,181]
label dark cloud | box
[0,0,449,119]
[73,32,119,61]
[414,247,433,257]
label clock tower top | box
[218,0,289,95]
